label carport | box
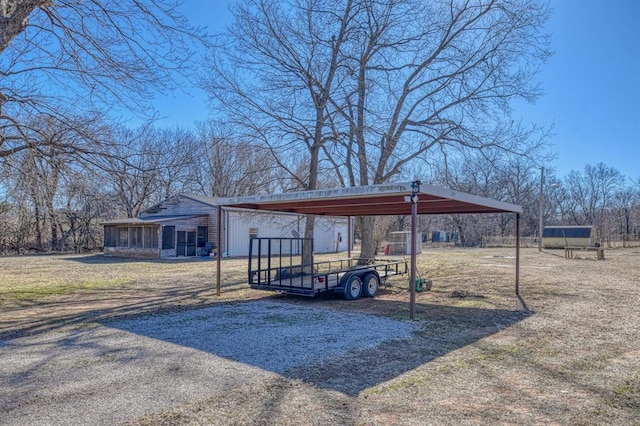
[215,181,523,319]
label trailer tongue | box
[248,237,408,299]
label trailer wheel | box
[362,273,379,297]
[344,275,362,300]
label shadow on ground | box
[0,283,251,340]
[61,253,216,265]
[103,298,530,396]
[1,262,531,398]
[293,299,530,395]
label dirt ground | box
[1,247,639,425]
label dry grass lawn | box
[1,247,639,425]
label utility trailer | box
[248,237,408,299]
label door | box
[186,231,197,256]
[176,231,197,256]
[177,231,187,256]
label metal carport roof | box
[219,181,522,217]
[216,181,522,319]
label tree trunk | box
[34,202,43,250]
[50,219,59,251]
[358,216,376,262]
[301,125,323,269]
[0,1,46,55]
[302,215,315,274]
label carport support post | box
[216,206,222,296]
[409,181,419,321]
[347,216,352,260]
[515,213,520,295]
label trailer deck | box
[248,237,408,299]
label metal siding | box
[226,211,302,256]
[224,211,349,256]
[312,217,349,253]
[313,218,333,253]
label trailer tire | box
[362,273,379,297]
[344,275,362,300]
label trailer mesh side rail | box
[248,237,319,296]
[248,237,408,297]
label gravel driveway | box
[0,300,418,425]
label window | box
[104,225,117,247]
[249,227,258,239]
[197,226,208,248]
[162,226,175,250]
[105,226,158,249]
[144,227,158,248]
[118,228,129,247]
[130,227,143,248]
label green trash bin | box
[409,277,432,292]
[410,277,423,292]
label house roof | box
[219,181,522,216]
[542,226,594,238]
[141,194,221,215]
[102,214,208,225]
[180,194,220,207]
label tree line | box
[0,117,638,253]
[416,160,640,249]
[2,1,637,255]
[0,123,281,253]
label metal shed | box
[216,181,523,319]
[542,225,598,249]
[388,231,423,255]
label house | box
[102,194,351,258]
[542,225,598,249]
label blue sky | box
[151,0,640,182]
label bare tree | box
[99,127,153,218]
[58,170,115,252]
[611,188,637,246]
[324,0,551,258]
[204,0,352,191]
[1,1,206,160]
[0,112,114,251]
[203,0,358,265]
[194,122,277,197]
[427,146,549,244]
[206,0,551,259]
[151,127,203,200]
[561,163,626,244]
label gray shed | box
[542,226,598,249]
